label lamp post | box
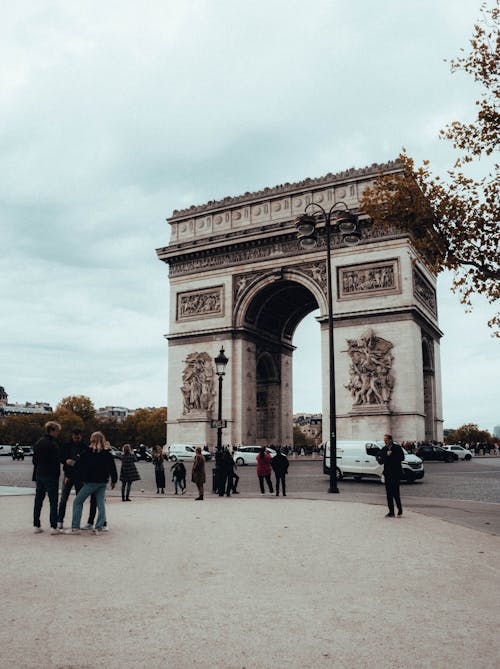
[295,202,361,493]
[214,346,229,451]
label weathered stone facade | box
[157,160,443,447]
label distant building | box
[97,406,131,422]
[293,413,322,445]
[494,425,500,438]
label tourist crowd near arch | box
[157,160,443,449]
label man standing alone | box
[377,434,404,517]
[33,421,62,534]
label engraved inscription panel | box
[176,286,224,322]
[338,259,400,300]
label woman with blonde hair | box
[68,431,117,535]
[191,447,206,501]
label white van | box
[164,443,212,462]
[324,440,424,483]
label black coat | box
[33,434,60,479]
[80,448,118,484]
[60,440,87,478]
[271,453,289,476]
[377,444,404,478]
[120,453,141,482]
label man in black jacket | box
[271,447,289,497]
[377,434,404,517]
[33,421,62,534]
[57,428,86,529]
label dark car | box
[416,445,458,463]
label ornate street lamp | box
[295,202,362,493]
[214,346,229,451]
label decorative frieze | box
[167,224,403,277]
[176,286,224,321]
[345,329,395,406]
[413,267,437,317]
[338,259,400,300]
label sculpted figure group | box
[345,330,394,406]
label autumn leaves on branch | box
[361,1,499,334]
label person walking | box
[219,447,235,497]
[57,428,87,529]
[377,434,404,517]
[69,431,117,534]
[152,446,166,494]
[230,449,240,494]
[171,460,186,494]
[271,447,289,497]
[191,447,206,500]
[33,421,62,535]
[120,444,141,501]
[256,446,274,495]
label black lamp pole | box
[295,202,361,493]
[214,347,229,451]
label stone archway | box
[157,160,444,447]
[233,272,324,445]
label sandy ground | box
[1,495,499,669]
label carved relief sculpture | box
[338,260,399,299]
[413,267,437,317]
[181,352,215,414]
[177,286,224,321]
[345,330,394,406]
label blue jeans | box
[72,483,107,530]
[34,475,59,529]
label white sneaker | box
[82,523,93,530]
[50,528,62,535]
[34,527,44,534]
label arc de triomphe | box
[157,160,443,448]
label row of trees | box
[444,423,499,446]
[0,395,167,448]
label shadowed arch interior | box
[244,279,319,342]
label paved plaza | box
[1,494,499,669]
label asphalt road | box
[2,455,499,534]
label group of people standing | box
[33,421,118,535]
[208,445,289,500]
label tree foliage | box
[361,2,499,333]
[445,423,498,445]
[56,395,96,422]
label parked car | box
[165,443,212,462]
[233,446,277,466]
[110,447,123,460]
[441,444,473,461]
[0,445,12,456]
[416,445,458,463]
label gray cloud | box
[1,0,497,429]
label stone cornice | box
[168,159,402,221]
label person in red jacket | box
[256,446,274,495]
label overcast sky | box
[1,1,498,431]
